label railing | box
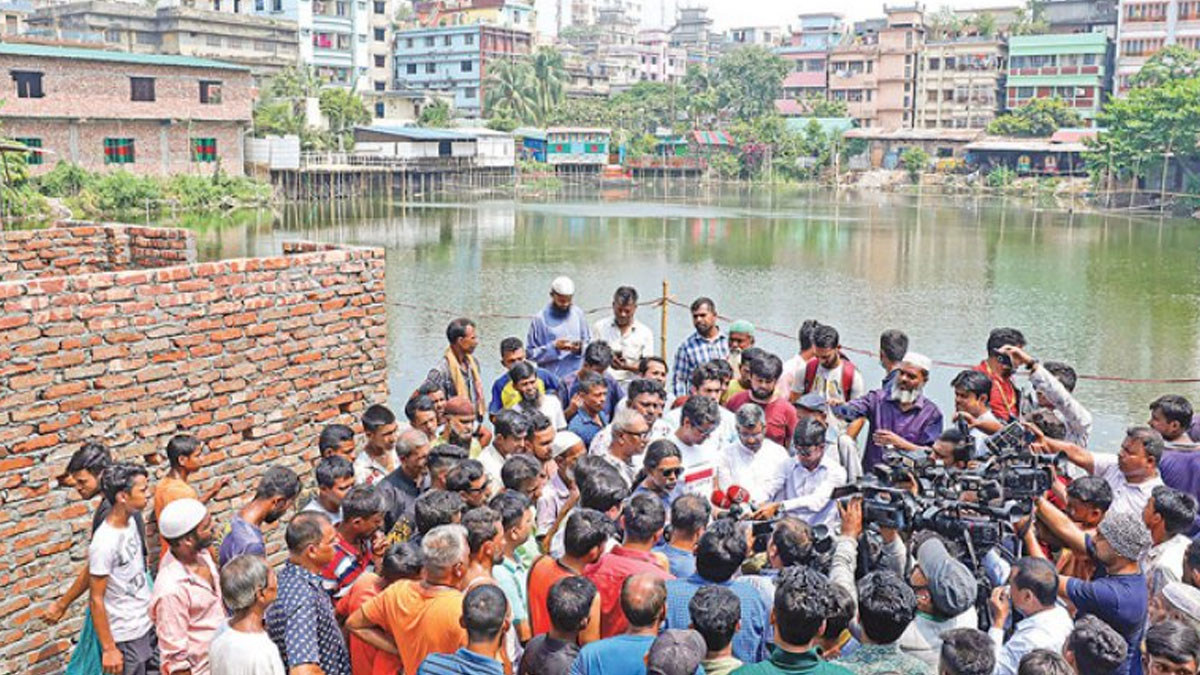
[299,153,477,171]
[625,156,708,169]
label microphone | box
[710,488,731,509]
[726,484,753,507]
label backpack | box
[802,356,857,399]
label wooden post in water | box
[660,278,669,358]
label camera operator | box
[1024,510,1150,675]
[1027,424,1164,518]
[950,370,1002,454]
[744,517,819,612]
[837,570,927,675]
[831,352,944,473]
[931,428,974,471]
[975,327,1026,422]
[1052,476,1112,582]
[829,499,907,602]
[754,419,845,530]
[987,558,1073,675]
[999,345,1092,448]
[896,536,979,667]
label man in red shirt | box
[975,327,1026,422]
[583,493,673,637]
[527,508,608,644]
[322,485,386,598]
[726,353,797,450]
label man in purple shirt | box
[527,276,592,380]
[832,353,944,471]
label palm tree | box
[529,47,567,126]
[485,58,534,123]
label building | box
[778,13,843,104]
[916,36,1006,129]
[636,28,686,83]
[828,6,926,129]
[413,0,536,31]
[393,23,532,116]
[246,0,369,89]
[843,127,983,167]
[366,0,401,97]
[1041,0,1118,35]
[965,129,1095,174]
[0,0,31,35]
[727,25,785,46]
[0,43,253,176]
[546,127,610,168]
[1006,33,1111,124]
[1114,0,1198,92]
[25,0,298,85]
[669,5,721,65]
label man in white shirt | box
[717,403,790,505]
[591,286,655,386]
[672,395,722,498]
[950,369,1001,458]
[663,362,738,449]
[794,393,861,483]
[790,324,865,438]
[1144,485,1199,593]
[988,558,1074,675]
[1003,345,1093,448]
[1034,425,1164,518]
[600,407,650,488]
[479,410,529,486]
[591,378,672,464]
[758,418,845,530]
[508,361,567,429]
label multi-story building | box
[636,28,686,83]
[669,5,720,65]
[393,23,531,116]
[366,0,399,98]
[1114,0,1199,92]
[240,0,369,89]
[828,6,925,129]
[1006,32,1111,124]
[0,42,252,176]
[26,0,298,85]
[413,0,536,31]
[0,0,30,35]
[916,36,1006,129]
[1042,0,1118,35]
[726,25,785,47]
[777,13,843,102]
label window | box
[11,71,43,98]
[16,137,41,165]
[1083,53,1097,65]
[136,31,160,45]
[374,27,385,40]
[336,33,351,49]
[944,57,956,70]
[373,0,383,11]
[105,29,121,42]
[374,80,385,91]
[460,60,472,72]
[464,86,476,98]
[335,1,348,15]
[272,0,282,10]
[443,35,451,45]
[130,77,155,101]
[199,80,222,104]
[1016,86,1034,98]
[207,35,223,46]
[227,37,242,49]
[255,0,263,10]
[104,138,135,164]
[375,101,385,117]
[255,40,277,53]
[424,36,434,46]
[406,63,417,74]
[928,57,940,70]
[425,63,435,73]
[464,33,474,45]
[374,54,386,67]
[191,138,217,163]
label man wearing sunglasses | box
[756,418,845,530]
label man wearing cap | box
[150,498,224,675]
[896,537,978,667]
[671,297,729,400]
[1151,582,1200,635]
[537,431,587,538]
[592,286,655,387]
[725,320,756,393]
[646,629,707,675]
[831,352,944,472]
[1024,509,1150,675]
[528,276,591,381]
[440,396,484,457]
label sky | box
[536,0,1014,35]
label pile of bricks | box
[0,221,388,672]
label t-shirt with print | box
[218,515,266,568]
[89,520,153,642]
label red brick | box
[41,382,86,400]
[13,434,58,454]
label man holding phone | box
[527,276,592,380]
[974,327,1026,422]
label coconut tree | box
[485,58,535,123]
[529,47,567,126]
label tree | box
[485,58,534,122]
[973,11,997,37]
[800,96,848,117]
[318,88,371,151]
[986,97,1081,136]
[1086,77,1200,181]
[1129,45,1200,88]
[713,46,790,122]
[529,47,568,125]
[901,147,929,182]
[419,99,452,127]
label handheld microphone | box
[726,484,753,507]
[710,488,731,509]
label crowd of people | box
[44,275,1200,675]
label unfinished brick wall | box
[0,222,388,673]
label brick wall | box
[0,222,388,673]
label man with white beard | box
[831,353,945,473]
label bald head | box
[621,572,667,629]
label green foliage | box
[483,47,568,126]
[254,66,328,150]
[799,96,849,118]
[485,114,519,132]
[987,98,1081,137]
[318,88,371,151]
[38,161,92,197]
[86,171,163,213]
[707,152,741,179]
[163,174,272,210]
[713,46,790,122]
[1129,45,1200,89]
[986,165,1017,188]
[627,133,660,158]
[901,147,929,182]
[973,11,997,37]
[0,146,48,218]
[419,99,453,128]
[1087,76,1200,180]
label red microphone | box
[710,488,731,509]
[726,485,753,506]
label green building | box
[1005,33,1112,125]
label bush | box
[901,147,929,183]
[986,165,1017,188]
[38,161,92,197]
[708,152,741,179]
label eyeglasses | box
[464,478,490,494]
[621,428,651,440]
[658,467,683,478]
[795,444,823,457]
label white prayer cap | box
[901,352,933,374]
[550,276,575,295]
[158,498,207,539]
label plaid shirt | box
[671,331,729,399]
[266,561,351,675]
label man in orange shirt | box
[347,523,470,673]
[336,542,422,675]
[527,508,607,644]
[153,435,227,558]
[974,327,1026,422]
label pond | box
[191,184,1200,448]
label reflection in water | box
[191,186,1200,447]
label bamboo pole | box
[660,278,669,359]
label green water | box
[190,185,1200,448]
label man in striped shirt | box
[671,297,729,399]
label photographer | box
[1028,424,1164,518]
[987,558,1073,675]
[1000,346,1092,448]
[829,499,906,602]
[896,537,978,667]
[974,327,1026,422]
[744,517,820,611]
[756,419,845,530]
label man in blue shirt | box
[571,573,667,675]
[527,276,591,380]
[671,297,729,400]
[417,584,509,675]
[653,493,709,578]
[664,519,771,663]
[567,371,612,447]
[265,512,350,675]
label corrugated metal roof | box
[690,130,733,145]
[967,138,1090,153]
[513,127,547,140]
[355,125,472,141]
[0,42,251,71]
